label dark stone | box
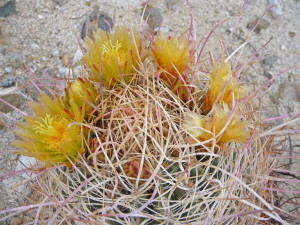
[263,55,278,67]
[0,79,15,88]
[141,3,163,32]
[0,0,17,18]
[81,10,113,39]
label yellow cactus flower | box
[63,78,99,121]
[183,104,251,150]
[13,93,85,167]
[83,26,146,86]
[203,61,250,113]
[150,33,192,85]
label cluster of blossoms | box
[14,25,251,179]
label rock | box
[73,48,83,65]
[165,0,180,10]
[61,54,70,66]
[246,0,257,6]
[0,79,15,88]
[5,67,12,73]
[141,3,163,33]
[0,87,21,113]
[278,82,300,102]
[6,52,25,67]
[288,31,296,38]
[81,10,113,40]
[0,0,17,18]
[263,55,278,67]
[268,0,283,18]
[10,217,22,225]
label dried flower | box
[83,26,146,86]
[13,93,84,167]
[203,61,250,113]
[183,104,251,149]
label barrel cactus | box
[3,2,299,225]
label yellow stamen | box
[33,114,61,137]
[102,40,122,58]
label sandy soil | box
[0,0,299,224]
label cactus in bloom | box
[183,103,251,150]
[202,61,250,113]
[150,33,192,102]
[9,5,297,225]
[83,26,147,86]
[63,78,99,121]
[13,93,85,167]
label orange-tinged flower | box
[203,61,250,113]
[183,104,251,149]
[150,33,192,85]
[13,93,85,167]
[83,26,146,86]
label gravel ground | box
[0,0,299,224]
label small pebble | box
[73,48,83,65]
[0,0,17,18]
[5,67,12,73]
[268,0,283,18]
[288,31,296,38]
[263,55,278,67]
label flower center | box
[102,40,124,60]
[33,114,70,149]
